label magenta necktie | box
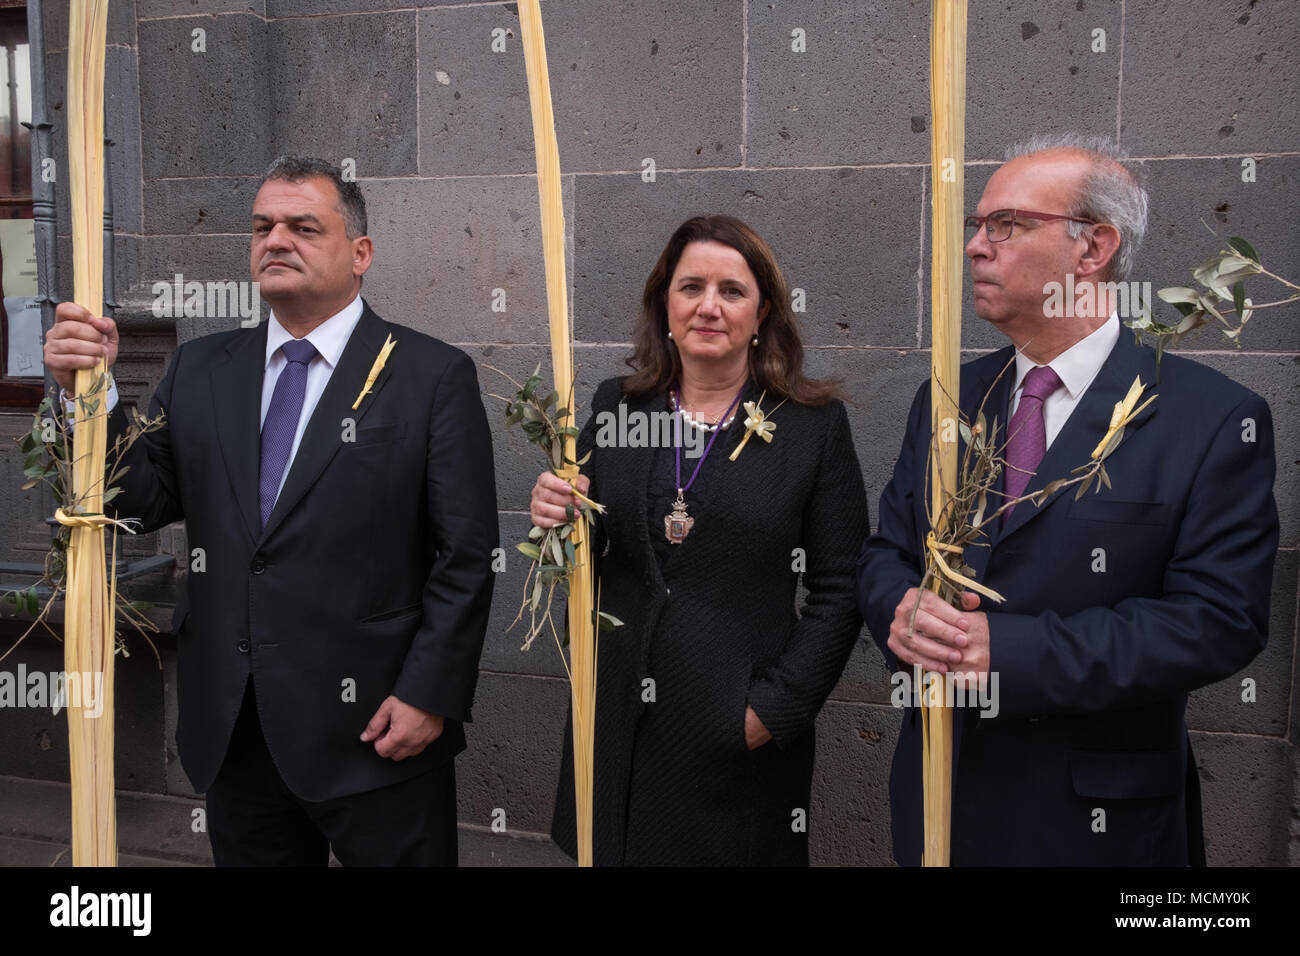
[1002,365,1063,518]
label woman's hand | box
[529,471,591,528]
[745,706,772,750]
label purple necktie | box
[1002,365,1063,519]
[259,338,317,528]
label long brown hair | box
[623,214,841,405]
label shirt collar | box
[1013,313,1120,400]
[265,294,365,370]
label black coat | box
[107,303,499,802]
[551,376,869,865]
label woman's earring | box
[667,330,674,340]
[751,333,759,347]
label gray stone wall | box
[2,0,1296,865]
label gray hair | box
[259,156,368,239]
[1004,133,1148,282]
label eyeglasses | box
[964,209,1097,242]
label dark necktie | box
[259,338,317,528]
[1002,365,1063,519]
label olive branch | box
[2,376,166,667]
[485,364,620,655]
[913,359,1155,641]
[1129,233,1297,366]
[911,225,1292,664]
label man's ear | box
[352,236,375,278]
[1075,223,1120,281]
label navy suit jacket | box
[857,331,1277,865]
[108,302,499,802]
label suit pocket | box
[359,603,423,625]
[1069,748,1183,799]
[1067,497,1173,527]
[351,422,408,447]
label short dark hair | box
[259,156,368,239]
[624,214,840,405]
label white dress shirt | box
[1009,314,1120,449]
[261,294,365,500]
[62,297,366,483]
[63,298,366,518]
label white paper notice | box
[0,219,38,297]
[5,296,43,377]
[1,219,42,377]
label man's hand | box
[888,587,990,677]
[745,705,772,750]
[44,302,119,394]
[360,695,444,761]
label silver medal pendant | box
[664,490,694,544]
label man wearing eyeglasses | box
[858,133,1277,865]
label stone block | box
[268,12,419,177]
[361,174,563,344]
[1121,0,1300,155]
[455,669,569,838]
[810,700,898,866]
[1139,156,1300,353]
[418,0,743,176]
[143,176,261,236]
[1192,729,1291,865]
[138,14,271,178]
[572,167,924,350]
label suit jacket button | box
[250,559,265,574]
[237,640,250,653]
[1028,716,1040,724]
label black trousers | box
[204,681,458,866]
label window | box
[0,2,39,407]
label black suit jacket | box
[857,331,1277,865]
[109,302,499,801]
[551,377,869,865]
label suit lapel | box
[959,349,1015,583]
[994,330,1159,545]
[210,322,269,544]
[623,388,664,589]
[259,304,395,542]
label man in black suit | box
[44,156,499,865]
[857,134,1277,865]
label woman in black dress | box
[531,214,868,865]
